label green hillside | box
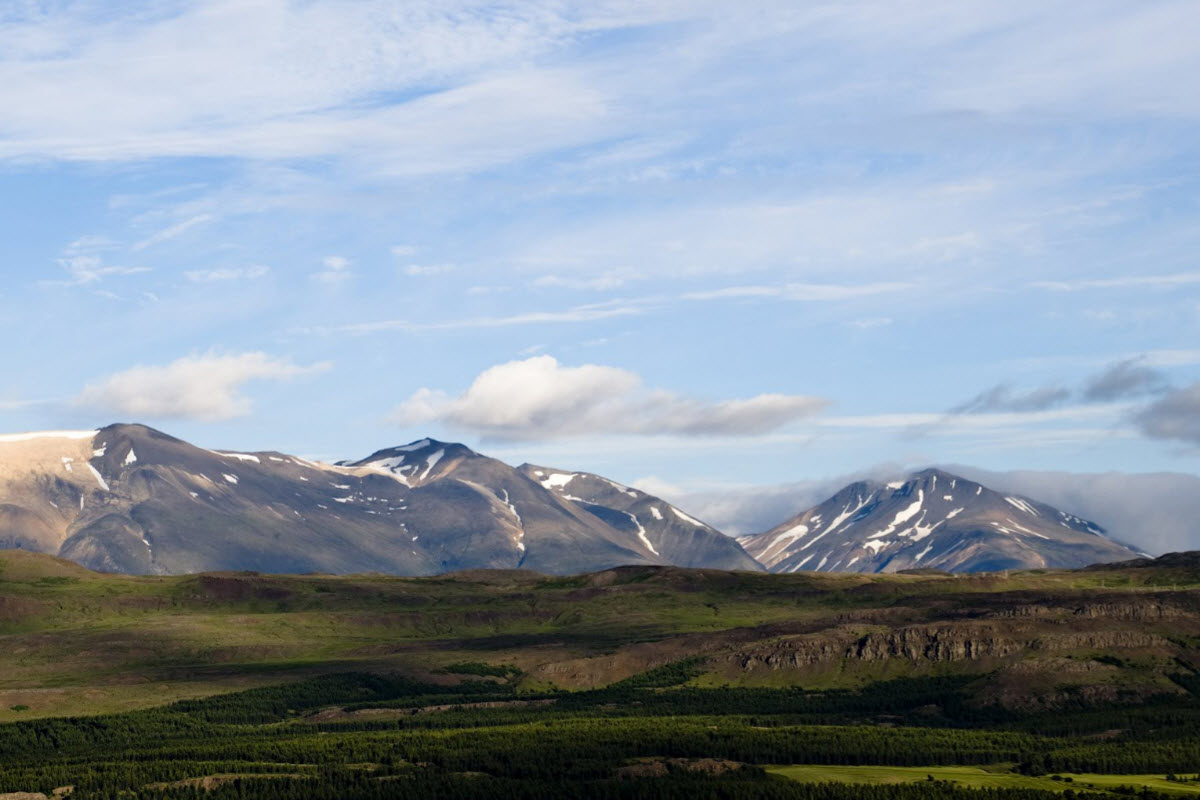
[1,551,1199,798]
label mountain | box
[0,424,755,576]
[516,464,762,572]
[738,468,1143,574]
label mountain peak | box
[345,438,481,486]
[517,463,762,572]
[740,470,1137,575]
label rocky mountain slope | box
[516,464,761,571]
[0,424,757,576]
[739,468,1142,574]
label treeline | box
[5,713,1199,794]
[138,772,1137,800]
[1,767,1153,800]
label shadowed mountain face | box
[517,464,762,572]
[0,424,755,576]
[738,468,1143,574]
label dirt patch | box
[145,774,306,792]
[616,758,746,778]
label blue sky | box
[2,0,1199,500]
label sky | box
[2,0,1199,531]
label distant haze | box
[944,467,1200,557]
[672,468,1200,557]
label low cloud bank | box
[668,466,1199,556]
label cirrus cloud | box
[392,355,827,440]
[76,352,330,421]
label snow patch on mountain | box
[0,430,96,443]
[86,463,109,491]
[671,506,704,527]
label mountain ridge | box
[0,423,755,577]
[0,424,1148,577]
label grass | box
[2,550,1198,720]
[768,765,1200,795]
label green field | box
[770,765,1200,795]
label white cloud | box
[629,475,687,499]
[76,352,329,421]
[392,355,826,439]
[403,263,455,276]
[848,317,893,329]
[0,3,646,167]
[1030,272,1200,291]
[534,272,630,291]
[684,282,914,302]
[313,255,351,283]
[2,2,1197,169]
[1143,349,1200,368]
[820,403,1129,431]
[185,265,270,282]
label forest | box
[2,667,1200,799]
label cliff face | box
[667,584,1199,710]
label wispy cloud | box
[311,299,655,336]
[819,404,1126,431]
[684,282,914,302]
[1030,272,1200,291]
[185,265,270,282]
[950,384,1071,414]
[0,4,643,167]
[132,214,213,251]
[533,272,631,291]
[848,317,893,330]
[42,255,150,288]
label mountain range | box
[0,424,1143,576]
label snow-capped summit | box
[738,468,1141,574]
[345,438,479,487]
